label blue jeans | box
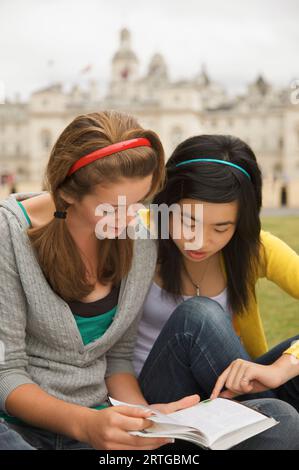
[138,296,299,450]
[2,297,298,450]
[0,419,35,450]
[1,419,93,450]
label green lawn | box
[258,217,299,348]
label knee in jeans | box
[249,398,297,417]
[0,422,9,434]
[169,296,228,331]
[249,398,299,446]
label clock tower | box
[111,28,139,84]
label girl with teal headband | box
[132,134,299,449]
[175,157,252,179]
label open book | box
[109,397,278,450]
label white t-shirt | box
[133,281,231,376]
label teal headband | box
[175,158,251,180]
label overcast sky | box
[0,0,298,101]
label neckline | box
[152,280,227,300]
[69,284,121,306]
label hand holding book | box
[109,396,278,450]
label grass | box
[258,216,299,348]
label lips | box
[185,250,208,260]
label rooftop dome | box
[112,28,138,63]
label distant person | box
[10,184,17,194]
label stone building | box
[0,28,298,207]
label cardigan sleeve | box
[0,210,36,414]
[259,230,299,358]
[259,230,299,299]
[105,309,142,378]
[283,340,299,359]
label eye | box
[102,209,115,216]
[181,216,196,225]
[215,228,229,233]
[182,221,196,229]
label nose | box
[200,227,213,250]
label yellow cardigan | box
[220,230,299,359]
[139,207,299,360]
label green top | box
[74,306,117,346]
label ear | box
[57,189,75,206]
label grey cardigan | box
[0,192,157,414]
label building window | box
[273,162,282,178]
[280,186,288,207]
[278,137,284,151]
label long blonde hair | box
[28,111,165,301]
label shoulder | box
[0,202,34,261]
[260,229,295,253]
[0,207,20,265]
[131,238,158,282]
[258,229,298,276]
[133,237,158,260]
[16,192,55,228]
[0,205,15,237]
[260,229,278,244]
[0,199,29,235]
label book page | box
[109,397,267,437]
[108,396,276,449]
[170,398,267,441]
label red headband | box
[67,137,152,176]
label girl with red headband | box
[0,111,199,450]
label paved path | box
[261,207,299,217]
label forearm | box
[106,373,148,406]
[5,383,92,442]
[273,353,299,385]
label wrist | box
[271,355,298,385]
[69,406,97,443]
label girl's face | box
[64,175,153,237]
[169,198,238,263]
